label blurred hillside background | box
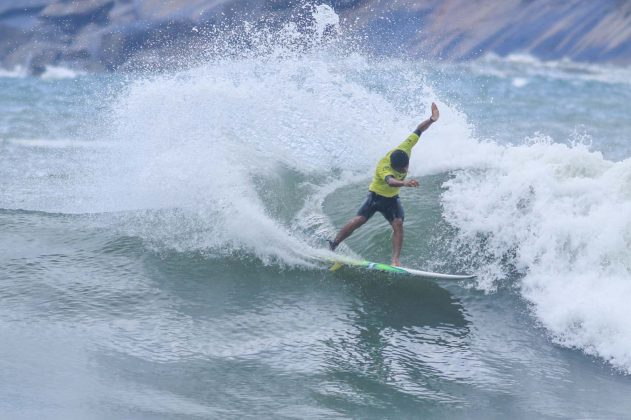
[1,0,631,75]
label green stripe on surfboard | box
[327,255,475,280]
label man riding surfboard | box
[329,103,440,266]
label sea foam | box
[442,137,631,372]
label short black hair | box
[390,149,409,170]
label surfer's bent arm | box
[413,102,440,136]
[385,176,419,188]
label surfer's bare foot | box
[391,259,400,267]
[328,239,338,251]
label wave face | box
[2,5,631,417]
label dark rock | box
[40,0,114,20]
[0,1,50,21]
[40,0,115,33]
[0,25,29,57]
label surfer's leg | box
[330,193,377,250]
[384,198,405,266]
[330,215,367,250]
[390,218,404,266]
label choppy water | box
[2,6,631,419]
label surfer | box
[328,103,440,266]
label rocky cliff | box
[1,0,630,74]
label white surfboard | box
[327,255,475,280]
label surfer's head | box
[390,150,409,172]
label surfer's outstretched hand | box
[431,102,439,122]
[413,103,439,135]
[404,179,419,187]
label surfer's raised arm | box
[413,102,440,136]
[392,102,439,156]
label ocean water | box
[2,7,631,419]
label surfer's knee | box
[391,218,403,231]
[353,215,367,227]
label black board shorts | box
[357,192,405,223]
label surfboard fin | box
[329,262,344,272]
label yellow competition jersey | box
[368,133,420,197]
